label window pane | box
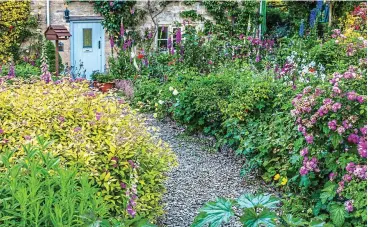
[83,28,92,48]
[158,40,168,51]
[158,26,168,39]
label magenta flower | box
[58,116,65,123]
[95,112,102,121]
[0,128,3,134]
[74,127,82,132]
[300,147,309,157]
[175,28,182,44]
[346,162,356,173]
[305,134,314,144]
[329,172,337,181]
[347,133,360,144]
[358,139,367,158]
[360,126,367,135]
[328,120,337,131]
[331,102,342,112]
[337,126,346,135]
[127,204,136,217]
[356,95,365,104]
[120,182,126,189]
[128,160,136,168]
[353,165,367,179]
[168,37,172,49]
[344,200,354,212]
[346,91,357,101]
[299,166,308,175]
[342,174,352,182]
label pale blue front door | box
[71,21,104,80]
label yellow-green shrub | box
[0,78,177,220]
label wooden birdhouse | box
[44,25,71,76]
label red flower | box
[309,68,316,73]
[137,54,144,59]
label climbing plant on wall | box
[0,0,32,63]
[202,0,259,37]
[93,1,145,37]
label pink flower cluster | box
[337,162,367,195]
[344,200,354,212]
[299,154,319,176]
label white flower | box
[158,100,164,105]
[358,36,364,41]
[173,89,179,96]
[169,86,174,91]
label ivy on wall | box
[0,0,32,63]
[202,1,260,37]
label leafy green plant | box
[192,194,330,227]
[91,71,115,83]
[0,137,109,226]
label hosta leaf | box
[282,214,308,226]
[191,198,234,227]
[237,194,280,209]
[329,204,346,227]
[240,208,277,227]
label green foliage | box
[180,10,204,21]
[0,138,109,226]
[0,62,40,78]
[192,198,234,227]
[191,193,333,227]
[93,1,145,36]
[45,40,63,73]
[91,71,116,83]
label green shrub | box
[45,40,63,73]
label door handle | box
[98,40,101,49]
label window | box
[83,28,92,48]
[157,26,168,51]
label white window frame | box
[155,23,204,52]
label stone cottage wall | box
[30,0,213,69]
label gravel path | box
[143,115,271,227]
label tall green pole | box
[260,0,267,39]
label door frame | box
[70,20,105,76]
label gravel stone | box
[143,114,272,227]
